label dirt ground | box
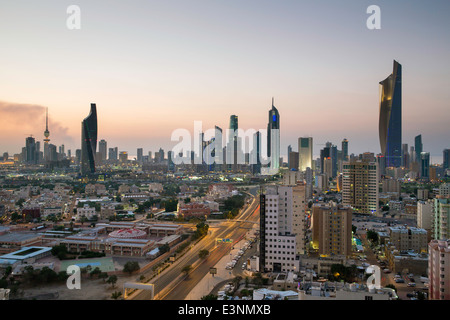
[17,273,138,300]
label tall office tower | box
[342,160,379,215]
[98,139,107,162]
[287,145,292,168]
[227,115,239,172]
[25,136,37,164]
[323,157,333,181]
[267,98,280,174]
[137,148,143,163]
[420,152,430,179]
[443,149,450,171]
[320,143,338,178]
[108,147,118,161]
[312,202,353,257]
[410,146,415,164]
[432,197,450,240]
[251,131,261,175]
[75,149,81,165]
[298,137,313,172]
[415,135,423,164]
[156,148,165,163]
[214,126,223,171]
[288,152,299,171]
[48,144,57,162]
[402,143,409,168]
[148,151,152,161]
[259,183,306,273]
[379,60,402,168]
[36,141,42,162]
[342,138,349,161]
[167,151,175,172]
[428,240,450,300]
[43,107,50,161]
[80,103,98,175]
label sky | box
[0,0,449,163]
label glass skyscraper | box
[80,103,98,175]
[379,60,402,168]
[267,98,280,173]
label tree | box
[367,230,379,244]
[99,272,109,282]
[107,275,118,288]
[123,261,140,275]
[111,291,122,300]
[198,249,209,260]
[200,294,218,300]
[182,265,192,278]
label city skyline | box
[1,1,449,162]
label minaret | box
[43,108,50,161]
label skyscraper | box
[25,136,37,164]
[137,148,143,163]
[420,152,430,179]
[379,60,402,168]
[267,98,280,174]
[444,149,450,171]
[415,134,423,174]
[43,107,50,162]
[98,139,107,162]
[227,115,239,172]
[80,103,98,175]
[342,138,349,162]
[298,137,313,172]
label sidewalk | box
[185,237,249,300]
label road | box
[129,188,260,300]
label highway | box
[129,187,260,300]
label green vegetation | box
[192,222,209,240]
[198,249,209,259]
[366,230,379,244]
[123,261,140,274]
[329,264,358,282]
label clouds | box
[0,100,75,152]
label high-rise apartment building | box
[428,240,450,300]
[421,152,430,179]
[342,160,379,215]
[312,202,353,257]
[379,60,402,168]
[433,197,450,240]
[443,149,450,171]
[260,183,307,273]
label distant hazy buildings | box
[80,103,98,175]
[379,60,402,168]
[298,137,313,172]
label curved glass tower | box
[81,103,98,175]
[379,60,402,168]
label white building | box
[261,183,306,273]
[76,204,97,220]
[417,200,433,232]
